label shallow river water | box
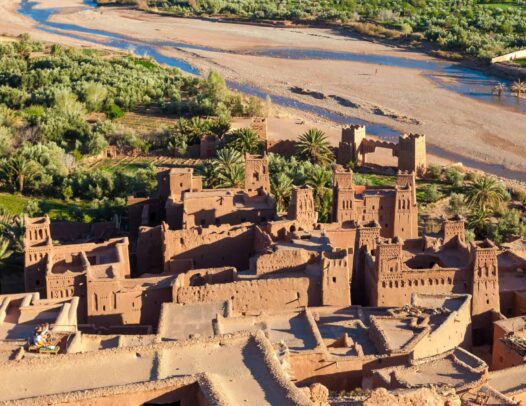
[17,0,526,181]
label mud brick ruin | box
[337,125,427,176]
[2,126,526,405]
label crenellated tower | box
[287,186,318,231]
[332,166,355,224]
[470,239,500,346]
[24,216,53,294]
[244,153,270,194]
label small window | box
[332,277,336,283]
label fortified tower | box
[244,154,270,194]
[398,134,427,176]
[287,186,318,231]
[442,215,466,245]
[337,125,366,166]
[321,250,351,307]
[332,167,355,224]
[354,221,381,305]
[250,117,267,141]
[471,240,500,345]
[24,216,53,294]
[372,237,404,306]
[391,171,418,239]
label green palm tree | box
[0,237,13,264]
[226,128,262,155]
[492,82,505,97]
[215,148,244,171]
[466,176,507,212]
[468,209,491,238]
[217,164,244,188]
[297,128,334,165]
[305,165,332,221]
[0,154,39,194]
[271,173,293,212]
[0,215,24,255]
[511,79,525,98]
[214,148,245,188]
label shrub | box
[106,103,124,120]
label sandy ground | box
[1,0,525,181]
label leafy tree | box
[82,82,108,112]
[271,172,293,212]
[0,236,13,264]
[466,176,507,212]
[490,209,526,244]
[297,128,334,165]
[305,165,332,222]
[0,153,40,193]
[224,128,262,155]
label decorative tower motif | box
[442,214,466,245]
[390,171,418,239]
[373,237,403,306]
[321,250,350,307]
[332,167,355,224]
[398,133,427,176]
[471,239,500,346]
[244,154,270,194]
[337,125,366,166]
[287,186,318,231]
[24,216,53,294]
[250,117,268,141]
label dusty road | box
[2,0,526,180]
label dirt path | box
[2,0,526,181]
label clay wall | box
[59,381,210,406]
[174,277,314,312]
[182,191,274,229]
[491,323,526,370]
[290,351,364,390]
[173,267,237,288]
[374,268,464,307]
[136,225,164,274]
[412,295,472,359]
[87,274,174,327]
[252,249,313,275]
[162,224,255,273]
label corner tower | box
[244,153,270,194]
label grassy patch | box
[513,58,526,67]
[482,2,526,10]
[0,193,91,220]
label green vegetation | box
[136,0,526,60]
[0,36,267,266]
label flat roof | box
[0,332,308,405]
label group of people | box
[29,323,52,348]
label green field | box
[0,193,92,220]
[513,58,526,67]
[482,2,526,10]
